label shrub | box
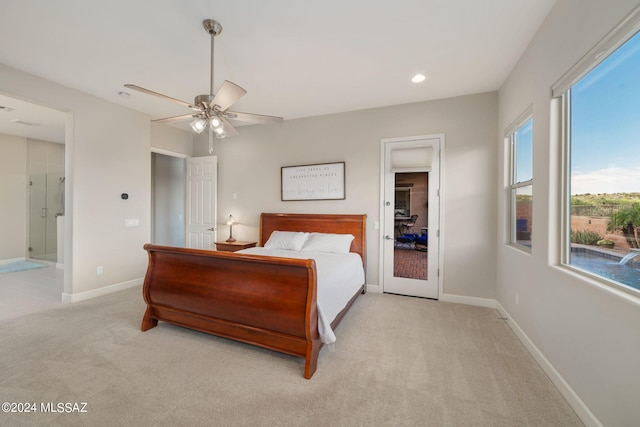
[608,205,640,248]
[570,230,602,245]
[597,239,615,248]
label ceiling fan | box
[125,19,283,151]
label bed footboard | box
[141,244,321,378]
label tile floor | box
[394,246,428,280]
[0,262,64,321]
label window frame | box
[506,110,533,252]
[554,5,640,297]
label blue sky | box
[570,30,640,195]
[515,118,533,183]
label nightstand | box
[215,240,257,252]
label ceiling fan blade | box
[212,80,247,111]
[226,110,283,124]
[151,113,196,124]
[124,84,192,108]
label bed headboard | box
[260,213,367,263]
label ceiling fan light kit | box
[125,18,283,153]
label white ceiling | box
[0,0,557,142]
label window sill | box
[553,263,640,308]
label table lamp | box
[226,214,237,242]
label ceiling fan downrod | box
[203,19,222,96]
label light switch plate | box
[125,218,139,227]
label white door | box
[185,156,217,249]
[381,136,441,298]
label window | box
[507,116,533,250]
[394,187,411,217]
[555,11,640,295]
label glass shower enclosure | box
[29,173,65,262]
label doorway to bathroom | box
[0,94,66,318]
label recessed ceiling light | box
[411,74,426,83]
[118,91,131,98]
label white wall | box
[497,0,640,425]
[151,122,193,156]
[0,133,27,261]
[196,92,498,299]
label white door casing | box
[185,156,217,249]
[380,135,442,298]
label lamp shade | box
[190,118,206,134]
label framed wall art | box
[281,162,345,201]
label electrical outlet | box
[97,266,104,275]
[515,292,520,305]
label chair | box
[401,214,418,234]
[516,218,530,240]
[415,231,428,252]
[396,233,418,249]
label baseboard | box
[440,293,496,308]
[62,278,143,303]
[370,288,496,308]
[0,257,26,265]
[495,302,603,427]
[366,283,381,293]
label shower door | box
[29,173,64,262]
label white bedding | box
[237,247,365,344]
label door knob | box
[207,227,216,231]
[384,235,393,240]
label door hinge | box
[437,230,440,237]
[437,268,440,277]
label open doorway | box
[150,151,217,250]
[151,151,186,247]
[0,94,66,318]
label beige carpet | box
[0,287,582,426]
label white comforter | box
[237,247,365,344]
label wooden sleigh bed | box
[141,213,367,379]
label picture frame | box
[281,162,345,201]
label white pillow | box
[264,231,309,251]
[301,232,354,254]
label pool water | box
[570,250,640,291]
